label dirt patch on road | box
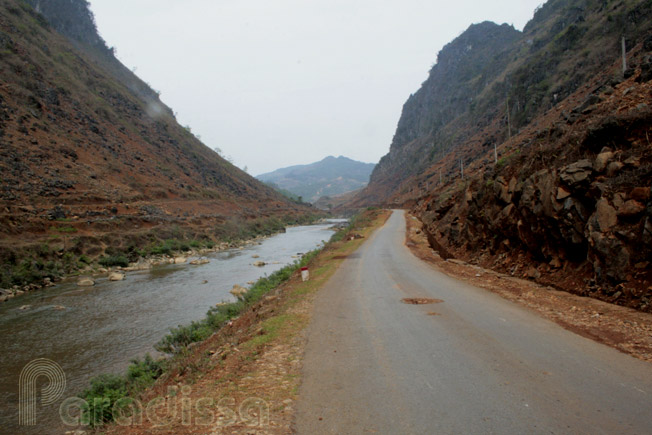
[405,213,652,363]
[402,298,444,305]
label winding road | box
[296,210,652,434]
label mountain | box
[313,189,362,211]
[352,0,652,311]
[257,156,375,203]
[0,0,313,289]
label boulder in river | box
[174,257,187,264]
[230,285,248,298]
[253,261,266,267]
[190,258,210,265]
[77,278,95,287]
[108,272,125,281]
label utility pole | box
[506,98,512,141]
[622,36,627,75]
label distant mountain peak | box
[257,157,375,203]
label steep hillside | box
[354,0,652,311]
[0,0,313,289]
[358,0,652,204]
[257,156,375,202]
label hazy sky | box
[88,0,543,175]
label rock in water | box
[174,257,187,264]
[253,261,266,267]
[190,258,210,265]
[230,285,248,298]
[108,272,125,281]
[77,278,95,287]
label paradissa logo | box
[19,358,66,426]
[19,359,269,428]
[60,386,270,428]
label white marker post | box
[301,267,310,282]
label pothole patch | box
[401,298,444,305]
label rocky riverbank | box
[0,232,280,303]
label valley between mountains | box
[0,0,651,434]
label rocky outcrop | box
[416,138,652,311]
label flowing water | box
[0,221,341,434]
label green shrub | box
[98,255,129,268]
[81,354,163,427]
[126,354,164,390]
[51,225,77,233]
[81,374,128,427]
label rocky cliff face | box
[354,0,652,310]
[0,0,313,289]
[369,22,520,202]
[416,76,652,311]
[359,0,652,205]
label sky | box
[88,0,544,176]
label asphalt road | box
[295,210,652,434]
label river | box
[0,221,341,434]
